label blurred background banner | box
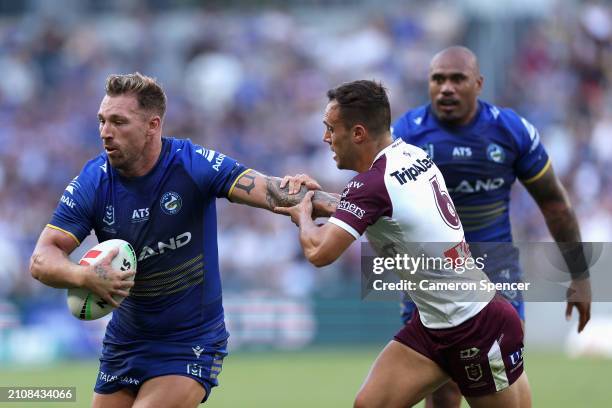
[0,0,611,407]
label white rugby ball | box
[67,239,137,320]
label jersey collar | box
[371,138,402,169]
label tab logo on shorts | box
[465,363,483,382]
[459,347,480,360]
[160,191,182,215]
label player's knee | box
[431,381,462,408]
[353,390,373,408]
[353,389,388,408]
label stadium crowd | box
[0,2,610,340]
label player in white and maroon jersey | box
[277,80,532,407]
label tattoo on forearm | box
[95,265,108,280]
[265,177,293,209]
[234,173,256,194]
[265,176,339,216]
[543,205,581,242]
[312,191,340,216]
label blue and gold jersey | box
[49,137,248,341]
[392,100,549,243]
[393,100,549,291]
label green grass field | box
[0,348,611,407]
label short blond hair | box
[105,72,166,117]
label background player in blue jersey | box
[29,73,338,408]
[392,46,592,408]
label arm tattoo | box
[527,174,581,242]
[95,264,109,280]
[265,176,339,216]
[234,172,256,194]
[524,170,588,278]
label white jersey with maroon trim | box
[329,139,494,328]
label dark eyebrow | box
[431,72,467,80]
[98,113,129,121]
[323,120,333,128]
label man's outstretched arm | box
[228,170,339,217]
[274,191,355,267]
[522,164,591,332]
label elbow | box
[305,248,335,268]
[29,252,43,281]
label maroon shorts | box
[394,296,524,397]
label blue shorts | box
[94,331,228,402]
[401,296,525,325]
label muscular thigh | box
[92,389,135,408]
[356,340,449,408]
[133,375,205,408]
[465,371,531,408]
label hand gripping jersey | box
[329,139,494,329]
[392,100,550,287]
[48,137,248,342]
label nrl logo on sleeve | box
[160,192,182,215]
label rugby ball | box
[67,239,137,320]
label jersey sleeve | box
[328,172,392,239]
[504,110,551,183]
[48,169,97,246]
[187,142,248,199]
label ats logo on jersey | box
[160,192,182,215]
[452,146,472,159]
[131,208,150,223]
[390,157,434,185]
[337,200,365,219]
